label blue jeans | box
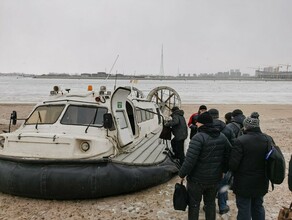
[187,180,217,220]
[235,195,265,220]
[217,173,230,212]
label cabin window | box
[61,105,107,126]
[115,110,128,129]
[141,110,146,122]
[148,108,154,119]
[25,105,65,125]
[145,110,150,120]
[136,109,142,123]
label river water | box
[1,76,292,104]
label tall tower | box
[159,45,164,76]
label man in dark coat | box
[179,112,232,220]
[209,108,234,215]
[164,106,188,165]
[226,109,245,138]
[229,114,271,220]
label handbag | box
[173,180,188,211]
[159,125,172,140]
[278,202,292,220]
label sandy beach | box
[0,103,291,220]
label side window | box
[136,109,142,123]
[141,110,146,122]
[145,110,150,120]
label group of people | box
[164,105,291,220]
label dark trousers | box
[187,180,217,220]
[171,139,185,165]
[235,195,265,220]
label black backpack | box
[264,135,286,190]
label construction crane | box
[279,64,291,72]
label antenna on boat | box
[114,70,118,90]
[106,54,119,80]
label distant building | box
[255,70,292,79]
[230,69,241,77]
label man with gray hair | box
[229,112,274,220]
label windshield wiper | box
[35,111,42,129]
[85,109,98,133]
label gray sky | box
[1,0,292,76]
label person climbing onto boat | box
[179,112,232,220]
[164,106,188,166]
[188,105,207,139]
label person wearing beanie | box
[243,116,260,130]
[179,111,232,220]
[187,105,208,139]
[164,106,188,165]
[226,109,245,138]
[229,112,276,220]
[209,108,234,215]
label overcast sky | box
[1,0,292,76]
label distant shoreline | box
[1,74,292,81]
[33,75,292,81]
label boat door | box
[111,87,134,147]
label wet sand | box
[0,103,291,220]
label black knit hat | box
[232,109,243,117]
[208,108,219,119]
[197,112,213,124]
[199,105,207,110]
[251,112,259,119]
[171,106,179,112]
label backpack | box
[231,122,243,138]
[264,135,286,190]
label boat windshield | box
[25,105,65,125]
[60,105,108,127]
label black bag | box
[159,125,172,140]
[265,135,286,189]
[173,180,188,211]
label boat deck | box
[113,132,171,165]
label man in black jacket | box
[229,115,271,220]
[165,106,188,165]
[179,112,232,220]
[227,109,245,138]
[209,108,234,215]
